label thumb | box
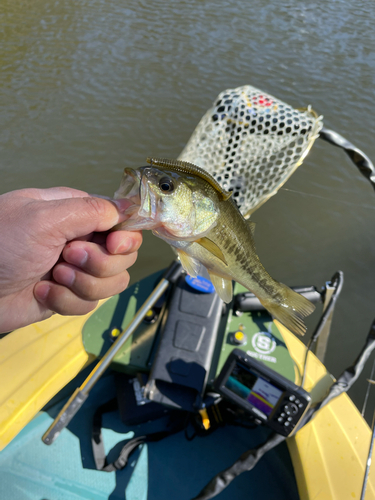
[43,196,133,242]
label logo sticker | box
[252,332,276,354]
[248,332,277,363]
[185,275,215,293]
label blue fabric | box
[0,373,299,500]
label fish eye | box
[159,177,174,193]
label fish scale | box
[199,204,281,300]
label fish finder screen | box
[225,362,283,416]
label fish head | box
[114,165,219,239]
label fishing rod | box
[361,358,375,417]
[360,357,375,499]
[361,407,375,500]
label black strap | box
[92,398,118,471]
[191,432,286,500]
[92,397,187,472]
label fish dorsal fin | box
[146,157,232,201]
[207,272,233,303]
[175,249,201,277]
[248,220,256,237]
[196,237,227,265]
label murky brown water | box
[1,0,375,420]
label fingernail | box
[68,248,88,267]
[35,283,50,301]
[114,237,133,254]
[57,267,76,287]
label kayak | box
[0,269,374,499]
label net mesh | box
[178,85,323,217]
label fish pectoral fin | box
[196,237,227,265]
[176,249,201,278]
[208,272,233,303]
[248,220,256,236]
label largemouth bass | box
[114,158,315,336]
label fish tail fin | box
[260,283,315,336]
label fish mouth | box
[115,166,158,219]
[114,167,142,210]
[113,167,161,231]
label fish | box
[114,157,315,336]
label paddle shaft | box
[42,260,182,445]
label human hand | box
[0,187,142,333]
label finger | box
[34,281,99,316]
[39,196,134,242]
[0,285,54,332]
[52,264,131,301]
[106,229,143,255]
[62,240,139,278]
[16,187,90,200]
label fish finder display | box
[225,362,283,416]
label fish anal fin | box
[196,237,227,265]
[176,249,201,277]
[208,272,233,303]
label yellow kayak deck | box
[0,311,96,450]
[1,308,374,499]
[280,323,375,499]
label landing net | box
[178,85,323,217]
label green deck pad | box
[82,271,164,374]
[213,283,296,383]
[83,274,296,382]
[0,372,299,500]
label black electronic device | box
[145,267,226,412]
[214,349,311,437]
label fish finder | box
[214,349,311,437]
